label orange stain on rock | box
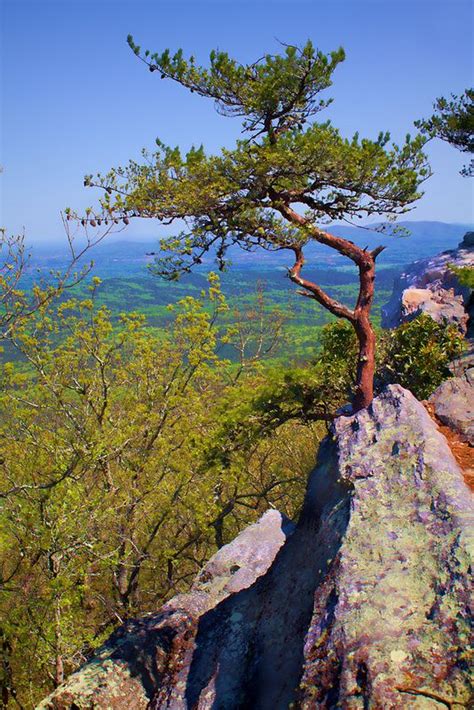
[423,401,474,491]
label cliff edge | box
[38,386,473,709]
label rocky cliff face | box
[38,386,473,710]
[382,232,474,333]
[429,365,474,445]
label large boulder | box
[38,386,473,709]
[382,233,473,332]
[37,510,296,710]
[429,366,474,445]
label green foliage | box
[126,36,344,132]
[300,315,466,401]
[73,38,433,413]
[317,319,358,390]
[416,89,474,176]
[0,265,464,705]
[0,277,322,705]
[381,315,465,399]
[449,263,474,289]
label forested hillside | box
[12,221,470,366]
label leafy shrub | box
[317,315,465,401]
[449,264,474,289]
[380,314,465,399]
[0,278,325,705]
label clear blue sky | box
[1,0,473,243]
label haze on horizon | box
[1,0,473,245]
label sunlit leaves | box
[0,276,322,704]
[127,36,344,133]
[381,314,465,399]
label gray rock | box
[449,345,474,375]
[307,385,473,708]
[382,236,473,332]
[429,367,474,444]
[38,387,473,709]
[36,511,294,710]
[399,286,468,331]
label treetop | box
[126,36,345,138]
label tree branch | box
[274,199,368,266]
[371,244,386,259]
[288,244,355,321]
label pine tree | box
[82,39,430,410]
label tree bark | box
[353,314,376,410]
[275,202,381,413]
[352,254,377,411]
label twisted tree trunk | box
[353,315,376,411]
[352,253,378,411]
[278,204,382,412]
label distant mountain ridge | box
[28,221,473,279]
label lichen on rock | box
[299,385,473,708]
[429,366,474,445]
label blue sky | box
[1,0,473,243]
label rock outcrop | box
[382,232,473,333]
[38,386,473,710]
[429,365,474,445]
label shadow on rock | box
[184,438,352,710]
